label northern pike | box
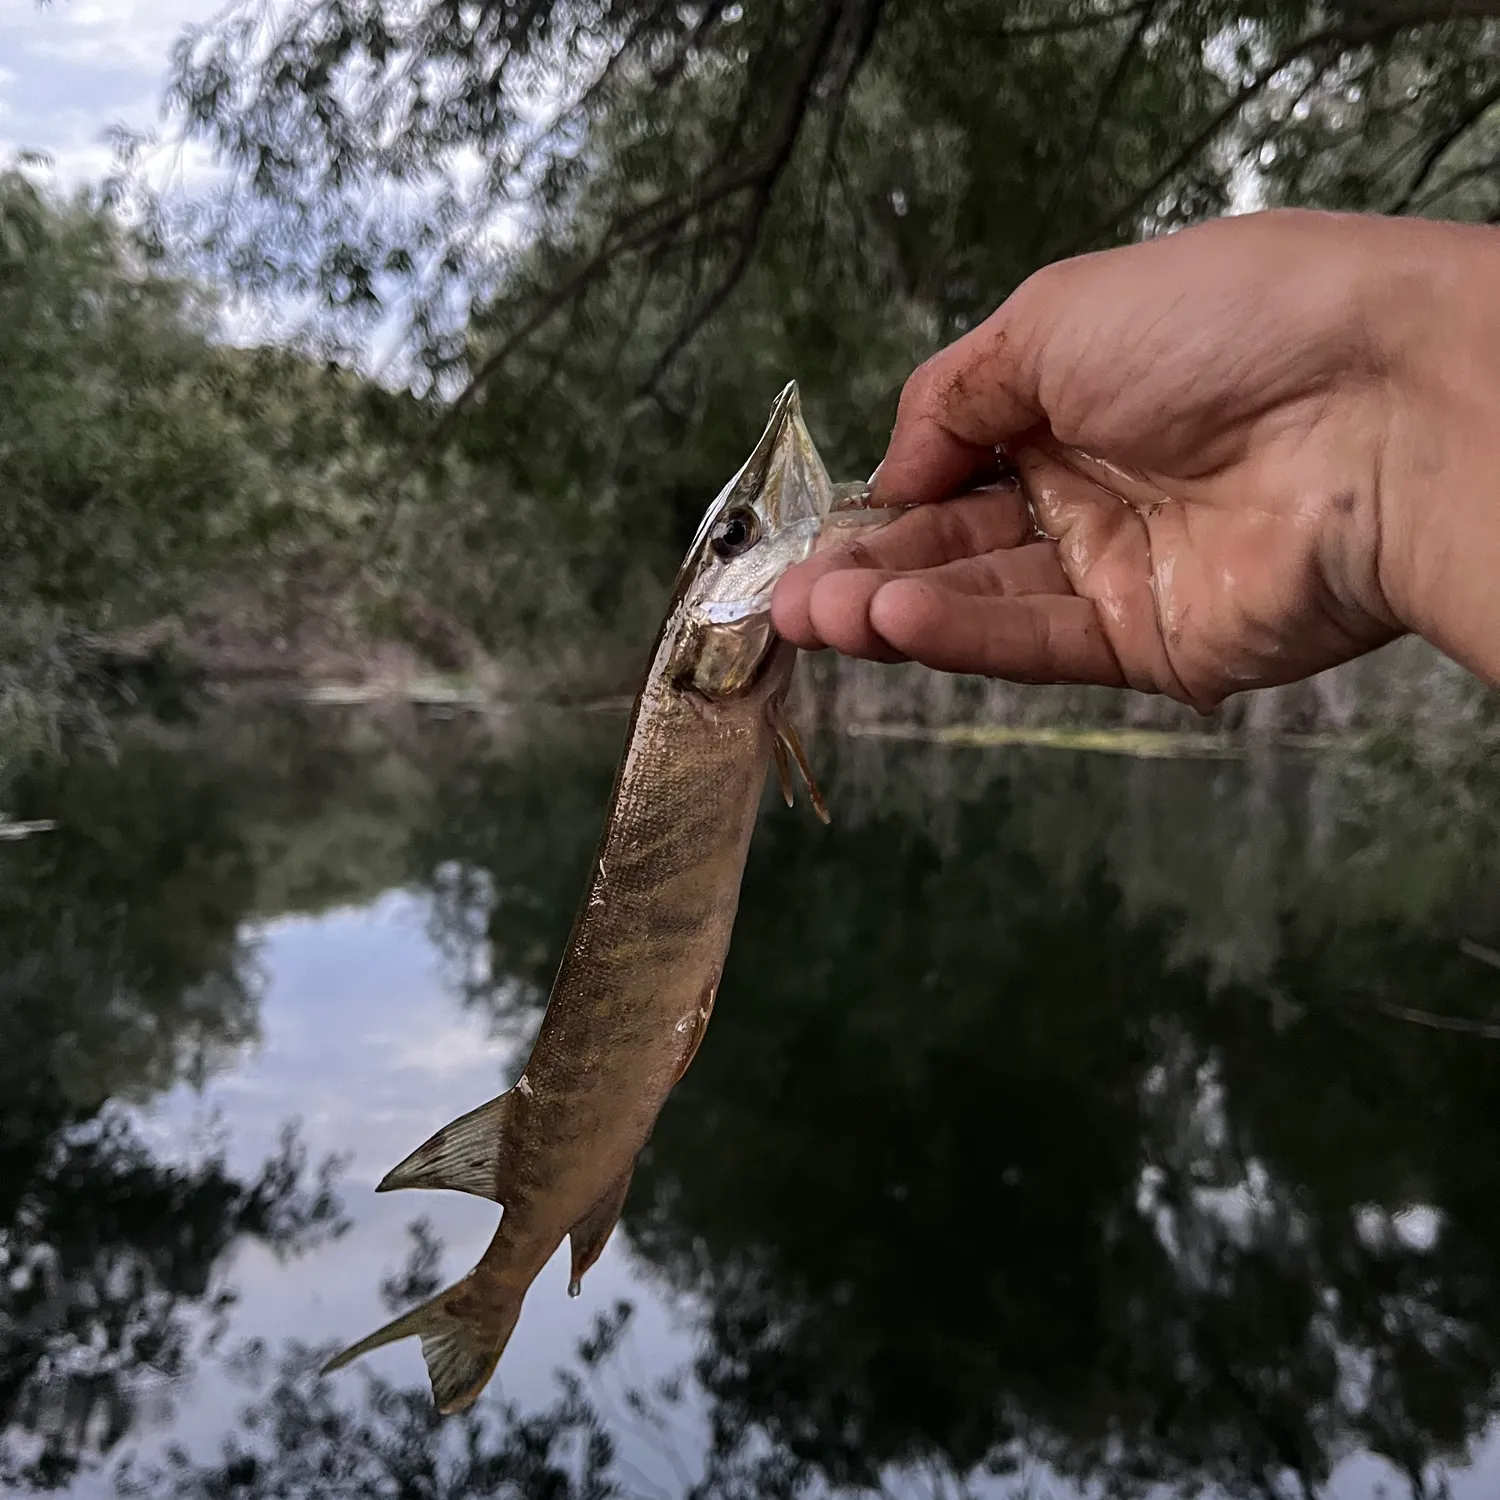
[322,382,894,1413]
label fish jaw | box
[686,385,905,629]
[669,383,886,700]
[683,382,840,630]
[664,385,913,701]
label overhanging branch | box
[1059,0,1500,256]
[1389,76,1500,212]
[389,0,888,484]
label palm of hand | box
[773,212,1408,709]
[774,432,1397,710]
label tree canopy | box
[133,0,1500,671]
[164,0,1500,387]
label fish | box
[321,381,897,1414]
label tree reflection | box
[413,720,1500,1498]
[1,1116,345,1490]
[115,1224,1001,1500]
[413,712,620,1035]
[118,1223,639,1500]
[0,722,353,1489]
[5,703,1499,1498]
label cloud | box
[4,0,226,74]
[0,0,486,369]
[0,0,228,186]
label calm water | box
[2,701,1500,1500]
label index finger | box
[874,288,1048,506]
[771,487,1032,650]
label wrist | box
[1372,217,1500,684]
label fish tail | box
[320,1275,524,1415]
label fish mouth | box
[685,380,817,563]
[683,380,843,628]
[748,379,805,502]
[728,378,805,514]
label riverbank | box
[69,572,1500,749]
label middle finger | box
[772,486,1033,649]
[802,543,1076,660]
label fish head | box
[669,381,853,699]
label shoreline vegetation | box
[10,0,1500,760]
[65,558,1493,756]
[83,606,1493,749]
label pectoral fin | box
[568,1164,636,1298]
[767,698,830,824]
[771,732,795,808]
[377,1089,519,1202]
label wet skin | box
[772,210,1500,709]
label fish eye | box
[709,506,761,560]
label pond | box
[2,699,1499,1500]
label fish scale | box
[320,382,898,1414]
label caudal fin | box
[321,1277,523,1414]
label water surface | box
[2,702,1499,1500]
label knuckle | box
[896,353,948,422]
[1009,258,1073,321]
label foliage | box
[8,1,1500,708]
[0,165,474,745]
[134,0,1500,667]
[0,171,301,630]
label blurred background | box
[3,3,1500,1498]
[5,0,1500,735]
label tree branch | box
[1060,1,1500,256]
[384,0,889,493]
[1080,0,1163,166]
[1389,76,1500,213]
[1371,996,1500,1040]
[571,0,684,120]
[646,0,895,392]
[1417,151,1500,210]
[994,0,1155,38]
[638,196,770,398]
[808,0,890,274]
[643,0,891,393]
[713,0,790,175]
[1033,0,1164,255]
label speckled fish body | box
[322,383,895,1413]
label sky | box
[0,0,430,365]
[0,0,227,187]
[89,889,715,1498]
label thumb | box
[874,282,1050,507]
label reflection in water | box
[118,1224,659,1500]
[0,723,354,1488]
[1,703,1499,1497]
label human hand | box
[773,210,1500,708]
